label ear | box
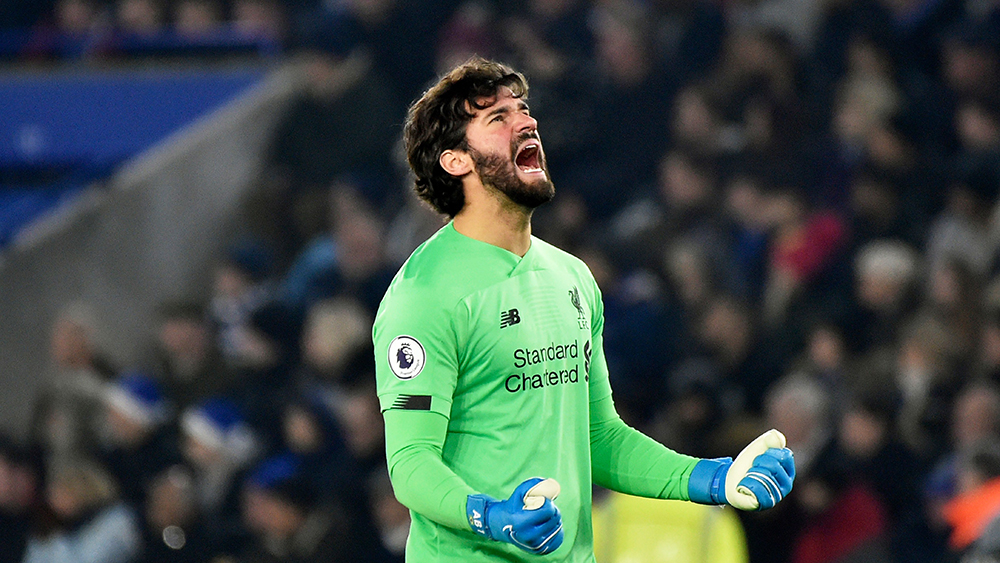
[440,149,473,178]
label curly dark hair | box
[403,57,528,217]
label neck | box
[453,184,533,256]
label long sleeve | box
[589,391,699,499]
[383,409,475,530]
[586,281,699,499]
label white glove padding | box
[523,478,561,510]
[725,429,794,510]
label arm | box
[375,281,564,554]
[586,278,794,508]
[383,408,474,530]
[586,284,699,499]
[588,349,699,499]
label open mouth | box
[515,142,543,174]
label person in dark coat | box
[99,371,183,512]
[239,453,383,563]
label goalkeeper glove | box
[688,429,795,510]
[467,477,564,555]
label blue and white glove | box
[467,477,564,555]
[688,429,795,510]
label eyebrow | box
[481,99,530,121]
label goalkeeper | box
[374,58,795,562]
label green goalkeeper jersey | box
[374,222,698,562]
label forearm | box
[384,409,475,530]
[590,394,699,500]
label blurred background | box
[0,0,999,562]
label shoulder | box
[380,227,474,313]
[532,237,588,269]
[532,237,599,287]
[376,226,497,331]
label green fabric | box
[382,409,473,530]
[589,392,698,500]
[583,287,699,500]
[374,223,697,562]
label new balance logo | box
[390,395,431,411]
[500,308,521,329]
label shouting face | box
[462,88,554,209]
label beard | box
[468,135,555,210]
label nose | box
[515,112,537,133]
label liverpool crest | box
[569,286,589,329]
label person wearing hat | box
[99,370,183,511]
[180,396,260,555]
[240,453,364,563]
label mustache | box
[513,131,540,147]
[510,131,541,159]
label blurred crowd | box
[3,0,1000,562]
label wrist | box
[688,457,732,505]
[466,494,494,538]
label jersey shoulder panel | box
[388,223,517,307]
[531,237,597,282]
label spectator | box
[696,294,777,415]
[280,389,357,504]
[138,465,220,563]
[649,0,726,86]
[98,371,182,511]
[788,322,855,421]
[180,397,259,555]
[844,166,924,254]
[209,238,277,371]
[22,0,107,60]
[893,314,964,458]
[926,166,998,281]
[940,24,1000,102]
[173,0,224,38]
[23,460,142,563]
[648,357,731,459]
[926,382,1000,540]
[568,0,674,216]
[718,172,773,301]
[842,239,921,355]
[149,300,237,412]
[231,0,286,41]
[31,302,116,464]
[678,81,738,156]
[943,439,1000,556]
[837,389,936,562]
[240,453,362,563]
[297,297,372,389]
[0,437,41,563]
[790,453,892,563]
[326,196,395,315]
[114,0,165,36]
[923,258,983,358]
[336,385,384,475]
[761,187,847,329]
[741,375,835,563]
[609,149,727,275]
[434,1,501,75]
[257,38,400,252]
